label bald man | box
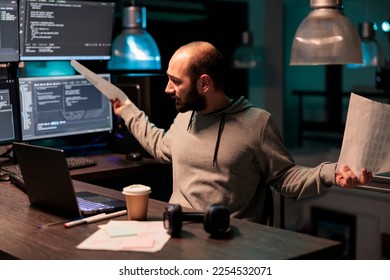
[111,41,371,224]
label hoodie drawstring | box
[213,112,226,167]
[187,111,195,131]
[187,110,226,167]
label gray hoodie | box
[119,96,336,223]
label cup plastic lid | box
[122,184,151,195]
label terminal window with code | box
[18,74,113,141]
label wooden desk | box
[0,180,342,260]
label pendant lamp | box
[232,31,260,69]
[348,22,385,68]
[290,0,362,65]
[108,6,161,70]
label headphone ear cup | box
[165,204,183,237]
[164,204,230,238]
[203,204,230,236]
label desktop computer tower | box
[108,73,177,155]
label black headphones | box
[163,203,230,238]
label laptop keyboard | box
[77,197,111,212]
[1,156,97,189]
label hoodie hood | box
[187,96,255,166]
[207,96,256,116]
[187,96,254,128]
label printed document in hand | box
[337,93,390,176]
[70,60,130,104]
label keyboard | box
[1,156,97,189]
[65,156,97,170]
[77,197,109,212]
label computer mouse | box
[126,152,143,161]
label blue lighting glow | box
[22,61,76,77]
[108,29,161,70]
[382,21,390,33]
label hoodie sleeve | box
[118,102,172,162]
[259,114,336,198]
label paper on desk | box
[76,220,170,252]
[70,60,130,104]
[337,93,390,176]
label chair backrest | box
[262,186,285,228]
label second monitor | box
[18,74,113,142]
[18,0,115,61]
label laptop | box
[372,172,390,184]
[13,142,126,219]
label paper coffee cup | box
[122,184,151,220]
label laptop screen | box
[13,142,126,219]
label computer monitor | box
[18,74,113,142]
[0,79,20,145]
[19,0,115,61]
[0,0,19,62]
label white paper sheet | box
[71,60,130,104]
[337,93,390,176]
[76,221,170,253]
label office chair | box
[262,186,285,229]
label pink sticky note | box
[121,238,155,249]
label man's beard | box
[174,81,206,113]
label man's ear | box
[199,74,211,91]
